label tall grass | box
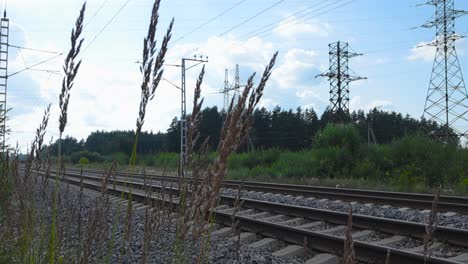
[120,0,174,257]
[51,3,86,263]
[0,0,282,262]
[169,51,278,262]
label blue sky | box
[6,0,468,150]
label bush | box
[312,124,361,178]
[70,151,105,164]
[154,152,179,169]
[228,149,280,169]
[314,124,361,154]
[79,157,90,165]
[112,152,129,165]
[270,151,317,178]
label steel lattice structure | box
[0,12,8,153]
[316,41,366,123]
[420,0,468,141]
[221,64,242,111]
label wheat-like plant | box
[343,204,356,264]
[59,4,85,136]
[136,0,174,135]
[423,188,440,263]
[50,3,86,263]
[117,0,174,259]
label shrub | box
[69,151,105,164]
[112,152,129,165]
[79,157,89,165]
[314,124,361,155]
[154,152,179,169]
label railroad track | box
[31,168,468,264]
[60,167,468,214]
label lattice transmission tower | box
[0,10,9,153]
[316,41,366,123]
[419,0,468,141]
[221,64,242,111]
[219,64,254,151]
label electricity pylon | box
[316,41,366,123]
[219,64,254,151]
[418,0,468,142]
[221,64,243,111]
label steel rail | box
[34,169,468,264]
[37,169,468,248]
[55,168,468,214]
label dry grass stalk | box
[122,0,174,255]
[79,164,114,263]
[76,165,85,259]
[303,236,311,259]
[232,183,244,263]
[58,4,85,135]
[423,188,440,263]
[343,204,356,264]
[385,249,391,264]
[41,137,53,198]
[32,104,51,183]
[50,5,86,262]
[136,0,174,134]
[174,53,277,261]
[209,52,278,199]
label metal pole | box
[180,58,186,175]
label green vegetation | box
[64,124,468,195]
[223,125,468,194]
[46,107,452,158]
[46,106,468,195]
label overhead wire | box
[9,44,62,55]
[84,0,110,29]
[238,0,336,40]
[256,0,355,39]
[172,0,247,43]
[219,0,286,37]
[181,0,288,58]
[9,53,63,78]
[81,0,132,55]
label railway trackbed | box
[61,167,468,214]
[30,168,468,264]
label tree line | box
[47,106,448,158]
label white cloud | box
[274,17,330,39]
[350,96,393,112]
[272,48,318,88]
[8,33,280,151]
[408,42,435,62]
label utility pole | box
[0,9,9,154]
[316,41,366,123]
[418,0,468,142]
[180,55,208,176]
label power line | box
[9,44,62,55]
[84,0,110,29]
[82,0,131,55]
[219,0,286,37]
[8,53,63,78]
[172,0,247,43]
[182,0,287,57]
[256,0,355,39]
[239,0,336,40]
